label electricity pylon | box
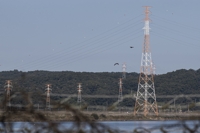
[45,84,52,110]
[118,78,123,102]
[77,83,82,103]
[134,6,158,116]
[122,63,126,79]
[4,80,13,108]
[77,83,82,109]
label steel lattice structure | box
[134,6,158,116]
[118,78,123,102]
[122,63,126,79]
[45,84,52,110]
[4,80,13,107]
[77,83,82,103]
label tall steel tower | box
[118,78,123,102]
[4,80,13,107]
[45,84,52,110]
[122,63,126,79]
[134,6,158,116]
[77,83,82,103]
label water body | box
[1,121,200,133]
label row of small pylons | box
[3,80,53,110]
[3,68,126,110]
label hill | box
[0,69,200,107]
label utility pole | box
[118,78,123,102]
[122,63,126,79]
[45,84,52,110]
[4,80,13,108]
[134,6,158,116]
[77,83,82,109]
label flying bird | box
[130,46,134,48]
[114,63,119,66]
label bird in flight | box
[130,46,134,48]
[114,63,119,66]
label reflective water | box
[1,120,200,133]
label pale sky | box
[0,0,199,74]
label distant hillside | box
[0,69,200,106]
[154,69,200,95]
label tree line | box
[0,68,200,107]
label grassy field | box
[1,110,200,122]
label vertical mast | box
[118,78,123,102]
[77,83,82,109]
[45,84,52,110]
[77,83,82,103]
[122,63,126,79]
[134,6,158,116]
[4,80,12,108]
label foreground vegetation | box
[0,69,200,132]
[1,100,200,132]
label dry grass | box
[1,92,200,132]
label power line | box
[42,34,143,70]
[12,15,143,70]
[17,22,143,70]
[151,31,200,48]
[151,14,200,31]
[32,28,142,69]
[151,23,200,42]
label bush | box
[0,92,114,133]
[100,114,106,118]
[91,113,99,120]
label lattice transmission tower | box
[4,80,13,107]
[122,63,126,79]
[45,84,52,110]
[118,78,123,102]
[134,6,158,116]
[77,83,82,103]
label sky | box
[0,0,200,74]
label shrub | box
[91,113,99,120]
[100,114,106,118]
